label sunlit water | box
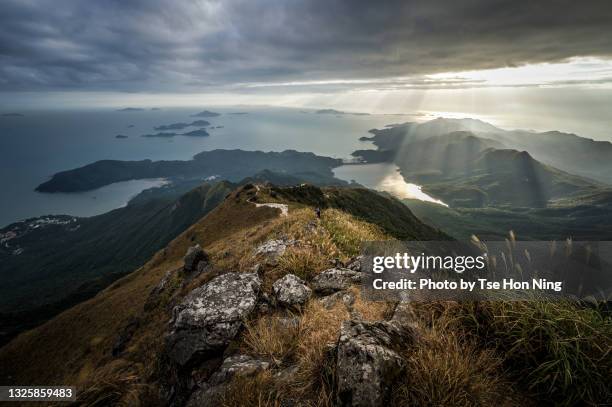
[333,163,447,206]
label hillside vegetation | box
[0,184,609,406]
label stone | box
[272,274,312,307]
[183,244,209,273]
[336,320,417,407]
[311,268,363,294]
[186,354,270,407]
[391,302,419,329]
[319,290,355,310]
[346,255,364,271]
[166,272,260,366]
[144,270,175,311]
[111,317,140,356]
[208,354,271,386]
[254,237,296,264]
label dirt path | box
[248,184,289,217]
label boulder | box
[311,268,362,294]
[144,270,175,311]
[111,317,140,356]
[208,354,270,385]
[336,320,416,407]
[183,244,209,273]
[254,237,296,264]
[391,302,419,329]
[272,274,312,307]
[166,272,260,366]
[319,290,355,310]
[186,354,270,407]
[345,255,364,271]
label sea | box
[0,106,439,228]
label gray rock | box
[272,274,312,307]
[319,290,355,310]
[391,302,419,329]
[209,354,271,385]
[144,270,173,307]
[183,244,209,273]
[311,268,363,294]
[254,238,296,264]
[186,354,270,407]
[336,320,416,407]
[346,255,364,271]
[166,272,260,366]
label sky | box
[1,0,612,137]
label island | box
[115,134,128,139]
[116,107,144,112]
[154,120,210,131]
[141,132,177,138]
[191,110,221,117]
[35,149,343,193]
[182,129,209,137]
[315,109,369,116]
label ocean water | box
[0,106,421,227]
[333,163,447,206]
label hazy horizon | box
[2,0,612,140]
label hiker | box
[315,207,321,219]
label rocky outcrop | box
[272,274,312,307]
[254,237,296,264]
[111,317,140,356]
[311,268,363,294]
[183,244,209,275]
[336,320,417,407]
[186,354,271,407]
[319,290,356,310]
[166,272,261,367]
[391,302,419,329]
[345,255,364,271]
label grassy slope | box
[0,182,236,347]
[0,185,439,387]
[0,184,609,406]
[0,186,279,387]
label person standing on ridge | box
[315,207,321,219]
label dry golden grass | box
[220,370,282,407]
[391,320,515,407]
[289,301,349,404]
[277,246,329,281]
[242,315,301,366]
[0,188,279,403]
[321,208,388,257]
[349,286,395,322]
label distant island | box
[115,134,128,139]
[154,120,210,131]
[229,112,248,115]
[142,128,209,138]
[35,149,343,193]
[116,107,144,112]
[1,113,24,117]
[191,110,221,118]
[182,129,209,137]
[127,124,135,128]
[141,132,177,138]
[315,109,369,116]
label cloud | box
[1,0,612,92]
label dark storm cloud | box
[1,0,611,91]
